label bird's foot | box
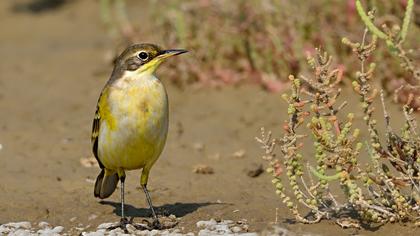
[132,218,161,230]
[106,217,177,232]
[141,217,178,230]
[107,217,131,233]
[106,217,154,232]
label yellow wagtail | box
[91,43,187,230]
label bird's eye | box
[138,52,149,60]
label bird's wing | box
[91,99,104,169]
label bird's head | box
[114,43,187,76]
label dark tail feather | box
[94,169,105,198]
[94,169,119,199]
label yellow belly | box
[97,75,169,171]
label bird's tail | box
[94,169,119,199]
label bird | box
[91,43,187,231]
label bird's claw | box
[106,217,156,232]
[140,218,162,230]
[152,219,162,229]
[107,217,131,233]
[106,217,171,232]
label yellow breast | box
[97,72,169,171]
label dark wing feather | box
[91,105,104,169]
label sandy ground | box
[0,1,419,235]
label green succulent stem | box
[310,166,342,181]
[400,0,414,42]
[355,0,388,40]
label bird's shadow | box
[100,201,215,218]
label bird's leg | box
[142,184,162,229]
[107,173,131,233]
[120,175,127,222]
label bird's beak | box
[157,49,188,59]
[137,49,188,74]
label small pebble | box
[197,219,217,228]
[231,226,242,233]
[97,222,116,229]
[88,214,97,221]
[4,222,31,229]
[37,225,64,235]
[52,226,64,233]
[38,221,50,229]
[193,164,214,174]
[10,229,31,235]
[80,156,99,168]
[245,163,264,177]
[125,223,136,233]
[193,142,205,152]
[232,149,246,158]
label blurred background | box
[0,0,418,235]
[7,0,419,91]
